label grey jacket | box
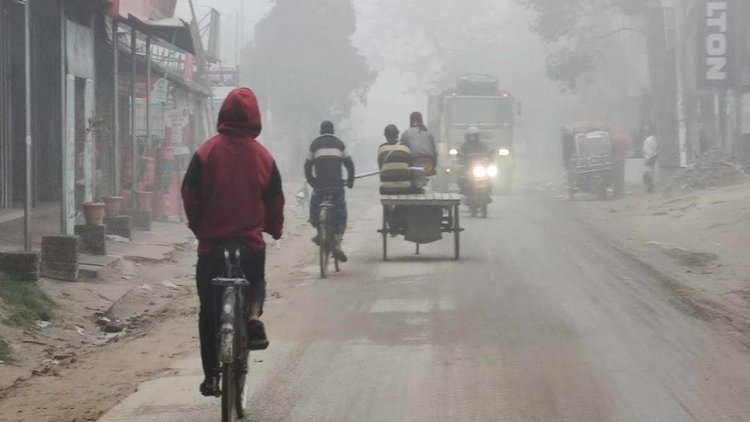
[401,127,438,164]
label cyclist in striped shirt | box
[305,121,355,262]
[378,124,418,236]
[377,124,415,195]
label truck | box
[428,74,518,194]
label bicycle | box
[316,188,341,279]
[212,247,250,422]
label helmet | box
[466,126,480,141]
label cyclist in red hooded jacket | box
[182,87,284,397]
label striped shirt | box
[377,142,414,195]
[305,134,355,189]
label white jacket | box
[643,135,658,160]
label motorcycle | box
[463,157,495,218]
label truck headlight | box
[498,148,510,157]
[487,165,498,178]
[449,148,458,156]
[472,165,487,178]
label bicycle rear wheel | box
[319,237,328,279]
[319,208,330,279]
[221,363,236,422]
[235,352,249,419]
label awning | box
[126,15,196,55]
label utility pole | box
[145,36,151,151]
[675,0,688,166]
[113,23,122,195]
[23,0,32,251]
[130,26,137,198]
[643,3,680,174]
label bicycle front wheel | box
[221,363,236,422]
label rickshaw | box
[378,193,463,261]
[563,123,614,200]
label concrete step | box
[78,254,121,279]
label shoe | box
[311,234,321,246]
[247,320,270,351]
[332,248,348,263]
[200,376,221,397]
[332,235,348,262]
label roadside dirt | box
[0,194,317,421]
[573,180,750,328]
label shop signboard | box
[696,0,747,89]
[165,108,189,146]
[65,20,94,79]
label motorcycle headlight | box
[472,165,487,178]
[498,148,511,157]
[449,148,459,156]
[487,165,498,178]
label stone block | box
[41,235,78,254]
[0,251,41,281]
[75,224,106,256]
[41,261,79,281]
[41,235,78,281]
[124,209,152,231]
[105,215,132,239]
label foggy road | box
[100,194,750,422]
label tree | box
[518,0,682,168]
[242,0,376,165]
[356,0,554,92]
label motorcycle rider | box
[458,126,493,195]
[182,87,285,397]
[305,120,355,262]
[400,112,437,189]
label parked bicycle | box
[316,189,341,279]
[212,248,251,422]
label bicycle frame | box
[316,189,340,278]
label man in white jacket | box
[642,130,659,193]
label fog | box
[7,2,750,420]
[198,0,590,183]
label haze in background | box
[179,0,575,181]
[175,0,272,68]
[350,0,574,180]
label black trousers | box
[196,245,266,378]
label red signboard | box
[151,0,177,17]
[109,0,177,19]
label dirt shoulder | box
[572,180,750,326]
[0,181,322,421]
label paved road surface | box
[100,193,750,422]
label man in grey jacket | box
[401,111,437,189]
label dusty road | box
[99,192,750,422]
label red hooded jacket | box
[182,88,284,254]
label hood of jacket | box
[217,88,262,138]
